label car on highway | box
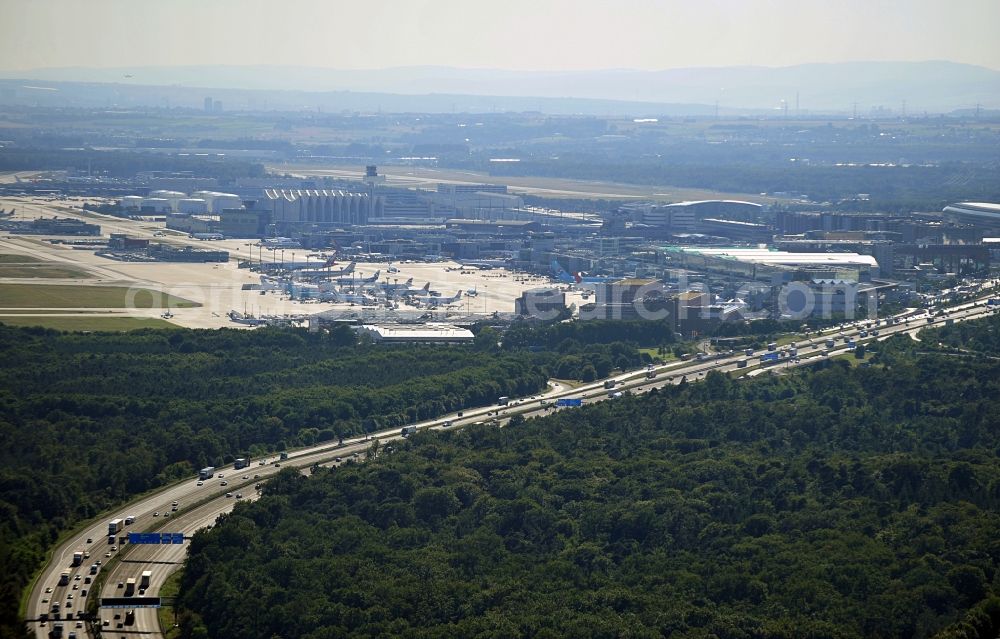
[217,473,224,478]
[86,538,92,544]
[163,512,170,518]
[220,480,228,486]
[117,582,123,589]
[225,492,233,498]
[242,475,249,480]
[253,474,260,479]
[46,587,52,593]
[104,552,112,558]
[197,481,204,486]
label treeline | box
[501,319,676,351]
[0,148,265,180]
[496,319,669,381]
[175,321,1000,638]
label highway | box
[24,292,999,639]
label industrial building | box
[264,189,384,232]
[667,247,879,282]
[668,291,744,336]
[119,190,243,215]
[699,218,772,242]
[515,288,567,319]
[357,324,474,344]
[580,278,669,321]
[445,219,541,235]
[0,217,101,236]
[774,237,895,276]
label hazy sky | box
[2,0,999,71]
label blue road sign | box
[128,532,184,545]
[556,398,583,407]
[101,597,161,608]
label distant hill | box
[3,61,999,114]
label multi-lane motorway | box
[25,294,999,638]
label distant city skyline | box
[2,0,999,74]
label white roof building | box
[679,247,878,268]
[357,324,474,344]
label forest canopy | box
[175,318,1000,638]
[0,320,653,634]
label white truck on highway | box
[108,518,124,544]
[140,570,152,589]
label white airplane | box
[260,237,299,249]
[328,270,380,286]
[399,282,432,298]
[258,275,286,291]
[328,288,377,305]
[228,310,268,326]
[294,260,357,280]
[419,291,464,307]
[376,277,415,295]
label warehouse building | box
[667,246,879,281]
[265,189,384,232]
[357,324,474,344]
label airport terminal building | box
[943,202,1000,234]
